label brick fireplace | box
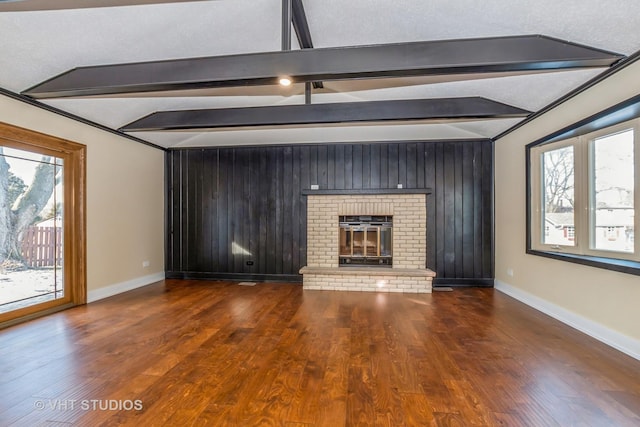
[299,192,435,293]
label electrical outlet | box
[506,268,514,277]
[142,261,150,268]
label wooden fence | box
[20,226,62,268]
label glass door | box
[0,121,85,327]
[0,147,65,314]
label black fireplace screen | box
[339,215,392,266]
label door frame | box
[0,122,86,327]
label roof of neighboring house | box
[545,209,634,227]
[545,213,575,227]
[594,209,634,227]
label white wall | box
[0,94,165,301]
[495,62,640,359]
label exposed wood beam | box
[304,82,312,104]
[292,0,313,50]
[119,97,530,131]
[282,0,292,51]
[23,35,622,99]
[292,0,323,89]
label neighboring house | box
[544,212,575,245]
[545,209,634,250]
[594,208,635,251]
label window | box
[590,128,635,253]
[530,119,639,265]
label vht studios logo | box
[34,399,143,411]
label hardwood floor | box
[0,280,639,426]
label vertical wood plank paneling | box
[416,142,426,189]
[388,143,399,188]
[454,143,464,278]
[380,144,389,188]
[434,142,445,278]
[211,149,220,271]
[344,144,353,189]
[300,146,311,269]
[258,148,269,273]
[180,150,191,271]
[462,143,475,278]
[473,142,483,278]
[168,152,180,272]
[334,144,345,189]
[398,143,408,187]
[193,150,205,271]
[327,145,336,190]
[352,144,363,189]
[243,148,254,272]
[424,143,436,271]
[406,143,417,189]
[318,145,328,189]
[199,149,214,271]
[361,144,371,189]
[165,153,173,272]
[282,147,294,274]
[309,145,318,187]
[443,143,456,278]
[262,148,276,274]
[226,149,236,271]
[482,141,494,278]
[248,148,261,274]
[291,146,302,269]
[216,149,227,271]
[274,147,283,274]
[166,139,494,283]
[369,144,380,189]
[232,149,243,273]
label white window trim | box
[530,118,639,262]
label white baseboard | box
[87,272,165,303]
[495,280,640,361]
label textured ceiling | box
[0,0,639,148]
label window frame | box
[526,94,640,276]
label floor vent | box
[237,282,257,286]
[433,286,453,292]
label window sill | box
[527,249,640,276]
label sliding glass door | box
[0,122,85,326]
[0,147,65,314]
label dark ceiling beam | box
[291,0,312,49]
[118,97,531,131]
[23,35,623,99]
[282,0,292,51]
[292,0,323,89]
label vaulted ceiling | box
[1,0,639,149]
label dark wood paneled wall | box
[166,140,494,285]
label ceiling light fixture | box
[279,77,293,87]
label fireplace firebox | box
[339,215,392,266]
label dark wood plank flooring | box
[0,280,639,426]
